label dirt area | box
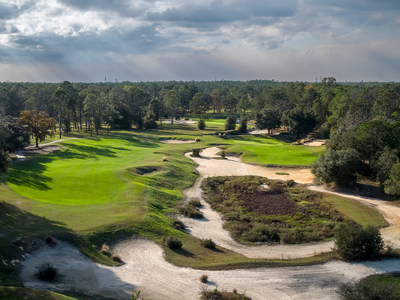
[243,192,299,215]
[20,238,400,300]
[160,139,197,144]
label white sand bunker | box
[160,139,197,144]
[20,238,400,300]
[303,140,326,147]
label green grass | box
[0,286,76,299]
[323,194,388,228]
[1,122,387,289]
[222,135,325,166]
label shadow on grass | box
[172,247,195,257]
[0,202,68,239]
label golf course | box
[1,119,399,299]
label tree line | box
[1,79,400,195]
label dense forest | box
[1,79,400,194]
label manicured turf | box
[223,135,325,166]
[323,194,388,228]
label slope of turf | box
[223,135,325,166]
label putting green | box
[224,135,325,166]
[8,138,155,206]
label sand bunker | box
[20,238,400,300]
[160,139,197,144]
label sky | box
[0,0,399,82]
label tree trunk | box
[35,137,39,148]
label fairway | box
[8,138,153,205]
[224,135,325,166]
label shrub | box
[172,219,186,230]
[200,274,208,283]
[188,199,201,208]
[340,279,399,300]
[239,118,247,133]
[201,239,216,250]
[201,288,251,300]
[220,151,226,159]
[143,117,157,129]
[243,223,280,243]
[334,223,383,260]
[164,236,182,249]
[198,119,206,130]
[44,236,57,247]
[312,149,362,186]
[36,263,58,282]
[179,205,204,219]
[192,148,202,157]
[225,115,236,131]
[162,156,167,161]
[384,162,400,196]
[111,254,123,263]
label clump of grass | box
[201,288,251,300]
[36,263,58,282]
[162,156,168,161]
[179,200,204,219]
[164,236,182,249]
[201,239,216,250]
[195,138,201,142]
[188,199,201,208]
[276,172,289,175]
[111,254,123,263]
[200,274,208,283]
[44,236,57,247]
[172,219,186,230]
[192,148,202,157]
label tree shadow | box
[8,157,53,190]
[172,247,194,257]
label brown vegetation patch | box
[242,192,300,216]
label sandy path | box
[181,147,333,259]
[20,239,400,300]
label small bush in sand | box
[201,239,216,250]
[172,219,186,230]
[221,151,226,159]
[36,263,58,282]
[179,205,204,219]
[192,148,202,157]
[188,199,201,208]
[201,288,251,300]
[200,274,208,283]
[164,236,182,249]
[111,254,123,263]
[44,235,57,247]
[101,243,111,256]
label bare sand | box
[20,238,400,300]
[160,139,197,144]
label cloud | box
[0,0,399,81]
